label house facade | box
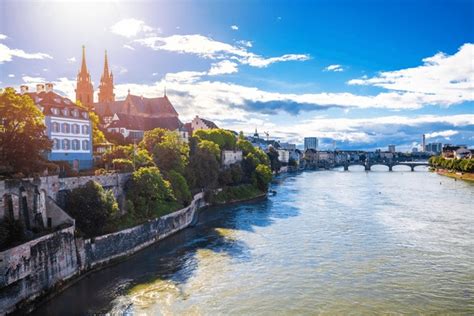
[22,83,93,170]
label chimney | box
[20,85,29,94]
[45,83,54,92]
[36,84,45,93]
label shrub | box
[168,170,192,206]
[65,180,119,238]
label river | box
[32,167,474,315]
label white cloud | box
[110,18,156,38]
[22,76,46,83]
[123,44,135,51]
[425,130,459,138]
[8,74,14,78]
[208,60,238,75]
[347,43,474,107]
[325,64,344,72]
[0,43,52,64]
[134,34,310,68]
[112,65,128,75]
[231,25,239,30]
[237,40,252,48]
[67,57,76,63]
[0,34,7,40]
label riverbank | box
[4,189,268,315]
[434,169,474,182]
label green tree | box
[198,140,221,160]
[127,167,175,217]
[267,146,281,172]
[194,129,236,150]
[102,145,154,170]
[66,181,119,237]
[186,146,220,189]
[167,170,192,206]
[254,164,272,191]
[0,88,52,176]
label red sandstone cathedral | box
[75,46,185,141]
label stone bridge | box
[341,161,429,172]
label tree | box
[267,146,281,172]
[102,145,154,170]
[186,146,219,189]
[198,140,221,160]
[194,129,236,150]
[66,181,119,237]
[140,128,189,174]
[254,164,272,191]
[0,88,52,176]
[167,170,192,206]
[127,167,175,218]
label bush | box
[210,184,263,204]
[254,164,272,191]
[65,181,119,238]
[127,167,176,218]
[168,170,192,206]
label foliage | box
[126,167,175,218]
[0,217,25,251]
[0,87,52,176]
[186,145,220,189]
[141,128,189,174]
[429,156,474,173]
[66,180,119,238]
[209,184,263,204]
[267,146,281,172]
[194,129,236,150]
[102,145,154,170]
[76,100,107,145]
[112,158,134,172]
[254,164,272,191]
[167,170,192,206]
[198,140,221,160]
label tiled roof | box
[25,91,88,117]
[201,118,218,129]
[108,113,183,131]
[94,94,179,118]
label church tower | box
[98,50,115,103]
[75,45,94,109]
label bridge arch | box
[369,164,392,171]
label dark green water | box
[33,168,474,315]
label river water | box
[33,167,474,315]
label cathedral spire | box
[76,45,94,109]
[98,49,115,103]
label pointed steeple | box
[76,45,94,109]
[98,49,115,103]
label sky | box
[0,0,473,151]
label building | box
[97,50,115,103]
[279,142,296,150]
[388,145,396,153]
[454,148,471,159]
[412,147,419,153]
[304,137,318,150]
[304,149,318,166]
[425,142,442,154]
[317,151,335,167]
[75,46,94,110]
[190,115,219,132]
[221,150,243,167]
[422,134,426,152]
[21,83,93,170]
[276,149,290,164]
[442,145,466,158]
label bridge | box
[340,161,429,172]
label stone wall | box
[0,191,206,314]
[0,226,78,314]
[82,192,206,268]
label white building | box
[388,145,396,153]
[221,150,243,167]
[304,137,318,150]
[276,149,290,164]
[191,115,218,132]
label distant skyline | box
[0,0,473,150]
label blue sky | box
[1,0,473,150]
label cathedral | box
[75,46,184,141]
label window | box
[62,108,69,116]
[82,112,89,119]
[53,138,60,150]
[72,110,79,117]
[52,108,60,115]
[52,122,60,133]
[72,124,80,134]
[72,139,80,150]
[62,139,70,150]
[61,123,70,133]
[82,125,89,135]
[82,140,90,150]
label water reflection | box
[32,170,474,315]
